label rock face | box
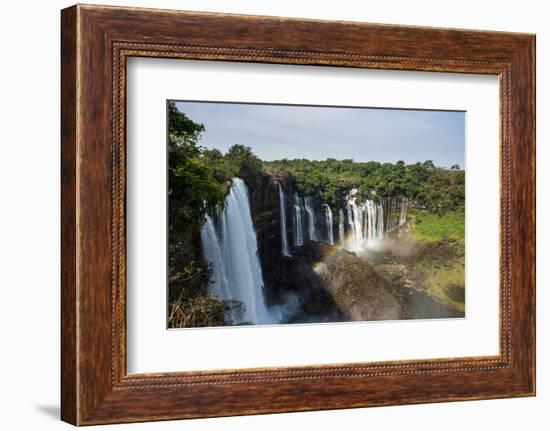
[243,175,407,322]
[246,174,293,305]
[241,174,463,323]
[314,249,407,321]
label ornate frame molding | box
[61,5,535,425]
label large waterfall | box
[278,183,292,257]
[200,178,408,324]
[200,178,276,325]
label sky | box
[174,101,465,168]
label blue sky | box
[174,101,465,168]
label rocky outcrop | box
[245,174,293,304]
[244,174,411,322]
[313,248,407,321]
[243,173,465,323]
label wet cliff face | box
[195,174,461,325]
[245,175,407,322]
[246,174,295,304]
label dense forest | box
[168,101,466,328]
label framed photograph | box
[61,4,535,425]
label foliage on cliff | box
[168,101,226,227]
[264,158,464,213]
[169,103,464,215]
[167,103,466,327]
[168,101,229,327]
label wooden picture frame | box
[61,4,535,425]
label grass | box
[410,209,465,242]
[409,209,465,312]
[415,260,465,313]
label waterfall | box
[386,196,408,232]
[324,204,334,245]
[342,189,406,251]
[346,190,365,250]
[365,200,375,242]
[289,190,408,252]
[346,204,355,243]
[200,214,230,299]
[399,197,408,225]
[199,178,409,325]
[293,193,304,247]
[200,178,275,325]
[304,196,317,241]
[377,201,385,238]
[278,183,291,257]
[388,197,396,231]
[352,203,364,249]
[338,208,345,245]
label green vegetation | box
[168,102,232,327]
[169,101,464,216]
[168,261,229,328]
[422,262,465,313]
[168,101,270,327]
[412,239,465,312]
[168,103,466,326]
[265,158,464,212]
[168,101,225,228]
[410,209,465,241]
[408,210,465,312]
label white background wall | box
[0,0,546,429]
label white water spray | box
[200,178,276,324]
[200,214,230,299]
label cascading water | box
[341,190,407,251]
[304,196,317,241]
[200,178,408,325]
[293,193,304,247]
[200,214,230,299]
[289,189,407,252]
[376,202,388,238]
[385,196,408,232]
[399,197,408,226]
[347,193,365,250]
[346,204,355,244]
[200,178,275,325]
[278,183,291,257]
[338,208,345,245]
[324,204,334,245]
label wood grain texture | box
[60,5,78,425]
[60,4,536,425]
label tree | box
[422,160,435,169]
[168,101,205,143]
[167,102,239,328]
[168,101,225,227]
[224,144,263,179]
[262,157,465,213]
